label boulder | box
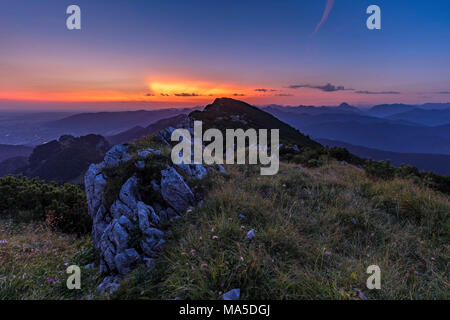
[137,201,160,229]
[177,163,208,180]
[156,127,176,145]
[111,220,129,251]
[85,163,106,217]
[161,166,194,214]
[110,200,134,220]
[104,144,132,168]
[97,276,122,296]
[135,160,145,169]
[138,148,162,158]
[119,176,140,211]
[114,248,140,275]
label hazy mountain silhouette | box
[265,104,450,155]
[386,108,450,126]
[107,114,191,145]
[45,109,197,137]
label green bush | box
[364,160,450,195]
[0,175,91,235]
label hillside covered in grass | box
[1,160,448,299]
[111,162,449,300]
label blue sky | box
[1,0,449,109]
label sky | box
[0,0,449,111]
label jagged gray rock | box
[119,176,140,211]
[161,166,195,214]
[135,160,145,169]
[156,127,176,145]
[84,130,221,295]
[85,163,106,220]
[114,248,140,275]
[137,201,160,229]
[110,200,134,220]
[97,276,122,296]
[104,144,132,168]
[138,148,162,158]
[177,163,208,180]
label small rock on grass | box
[246,229,256,240]
[221,289,240,300]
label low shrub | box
[0,175,90,235]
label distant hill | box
[318,139,450,176]
[21,134,110,183]
[367,103,450,118]
[45,108,197,137]
[107,114,191,145]
[264,106,450,155]
[367,104,417,117]
[190,98,322,148]
[386,108,450,126]
[0,108,199,146]
[301,121,450,154]
[263,102,362,116]
[264,108,417,128]
[0,144,33,162]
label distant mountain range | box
[385,108,450,126]
[264,103,450,155]
[0,108,199,145]
[318,139,450,176]
[107,114,192,145]
[0,100,449,180]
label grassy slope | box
[0,221,101,299]
[1,162,448,300]
[112,162,449,300]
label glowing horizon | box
[1,1,449,110]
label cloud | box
[174,93,201,97]
[288,83,348,92]
[145,93,155,97]
[437,91,450,94]
[314,0,335,33]
[160,93,170,96]
[276,93,294,97]
[254,88,269,92]
[233,93,246,96]
[355,90,401,95]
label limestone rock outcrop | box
[84,140,225,294]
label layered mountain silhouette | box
[0,108,198,146]
[265,105,450,155]
[319,138,450,175]
[385,108,450,126]
[1,98,449,182]
[107,114,191,145]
